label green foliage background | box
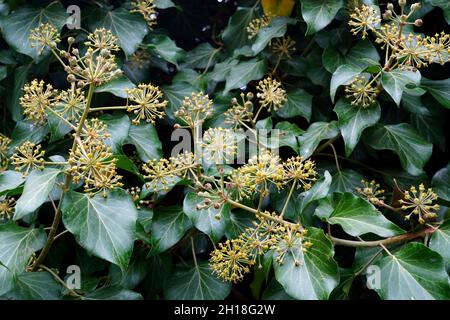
[0,0,449,300]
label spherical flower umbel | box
[356,179,386,206]
[55,87,86,122]
[202,127,236,164]
[348,5,380,39]
[29,23,60,55]
[345,75,380,108]
[80,118,110,144]
[283,156,317,190]
[126,84,168,125]
[131,0,158,29]
[174,92,214,128]
[247,14,273,39]
[256,77,287,111]
[270,36,296,59]
[0,197,15,220]
[10,141,46,176]
[224,92,254,128]
[20,79,59,124]
[84,28,120,52]
[399,184,440,224]
[210,238,254,283]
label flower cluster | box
[399,184,439,224]
[29,23,60,55]
[247,14,273,39]
[0,135,11,171]
[62,29,122,87]
[131,0,158,29]
[126,84,168,125]
[210,211,310,283]
[55,86,86,122]
[270,36,296,59]
[224,93,254,128]
[0,197,15,220]
[356,179,386,206]
[345,1,450,107]
[142,152,197,192]
[67,121,122,197]
[174,92,214,128]
[202,128,237,164]
[20,80,59,124]
[256,77,287,111]
[10,141,45,176]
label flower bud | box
[414,19,423,27]
[68,37,75,45]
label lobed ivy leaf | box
[273,227,339,300]
[88,7,148,57]
[374,243,450,300]
[61,189,138,271]
[183,193,230,243]
[315,192,404,237]
[301,0,344,35]
[0,171,26,195]
[125,121,163,162]
[364,123,433,176]
[224,58,267,93]
[431,164,450,201]
[334,99,381,157]
[0,3,66,62]
[276,88,313,121]
[429,220,450,262]
[151,206,192,253]
[298,121,339,158]
[0,224,47,296]
[146,34,186,66]
[251,17,294,55]
[14,168,62,220]
[100,113,131,154]
[5,272,61,300]
[163,261,231,300]
[420,78,450,109]
[222,7,257,54]
[95,76,135,99]
[381,69,421,106]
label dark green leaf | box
[301,0,344,35]
[95,76,135,98]
[273,227,339,300]
[298,121,339,158]
[126,121,162,162]
[222,7,257,53]
[146,34,185,66]
[420,78,450,109]
[6,271,61,300]
[335,99,381,156]
[315,192,404,237]
[381,69,421,106]
[429,220,450,262]
[276,88,313,121]
[224,58,267,93]
[431,164,450,201]
[364,123,433,176]
[164,261,231,300]
[0,224,46,295]
[61,189,138,271]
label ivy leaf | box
[163,261,231,300]
[381,69,421,106]
[146,34,185,66]
[276,88,313,121]
[273,227,339,300]
[262,278,294,300]
[100,113,131,154]
[374,243,450,299]
[224,58,267,93]
[364,123,433,176]
[183,193,230,243]
[0,171,26,195]
[95,76,135,99]
[429,220,450,261]
[0,3,66,62]
[251,17,293,55]
[330,64,365,102]
[222,7,257,54]
[301,0,344,35]
[335,99,381,156]
[315,192,404,237]
[6,65,30,122]
[6,272,61,300]
[225,209,255,239]
[89,7,148,56]
[61,189,138,271]
[14,168,62,220]
[9,121,49,151]
[151,206,192,252]
[0,224,46,295]
[85,286,143,300]
[330,169,365,194]
[431,164,450,201]
[126,121,162,162]
[298,121,339,158]
[181,43,220,70]
[275,121,303,152]
[420,78,450,109]
[154,0,176,9]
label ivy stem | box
[329,226,437,247]
[280,179,297,218]
[32,84,95,271]
[89,106,128,112]
[40,265,84,299]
